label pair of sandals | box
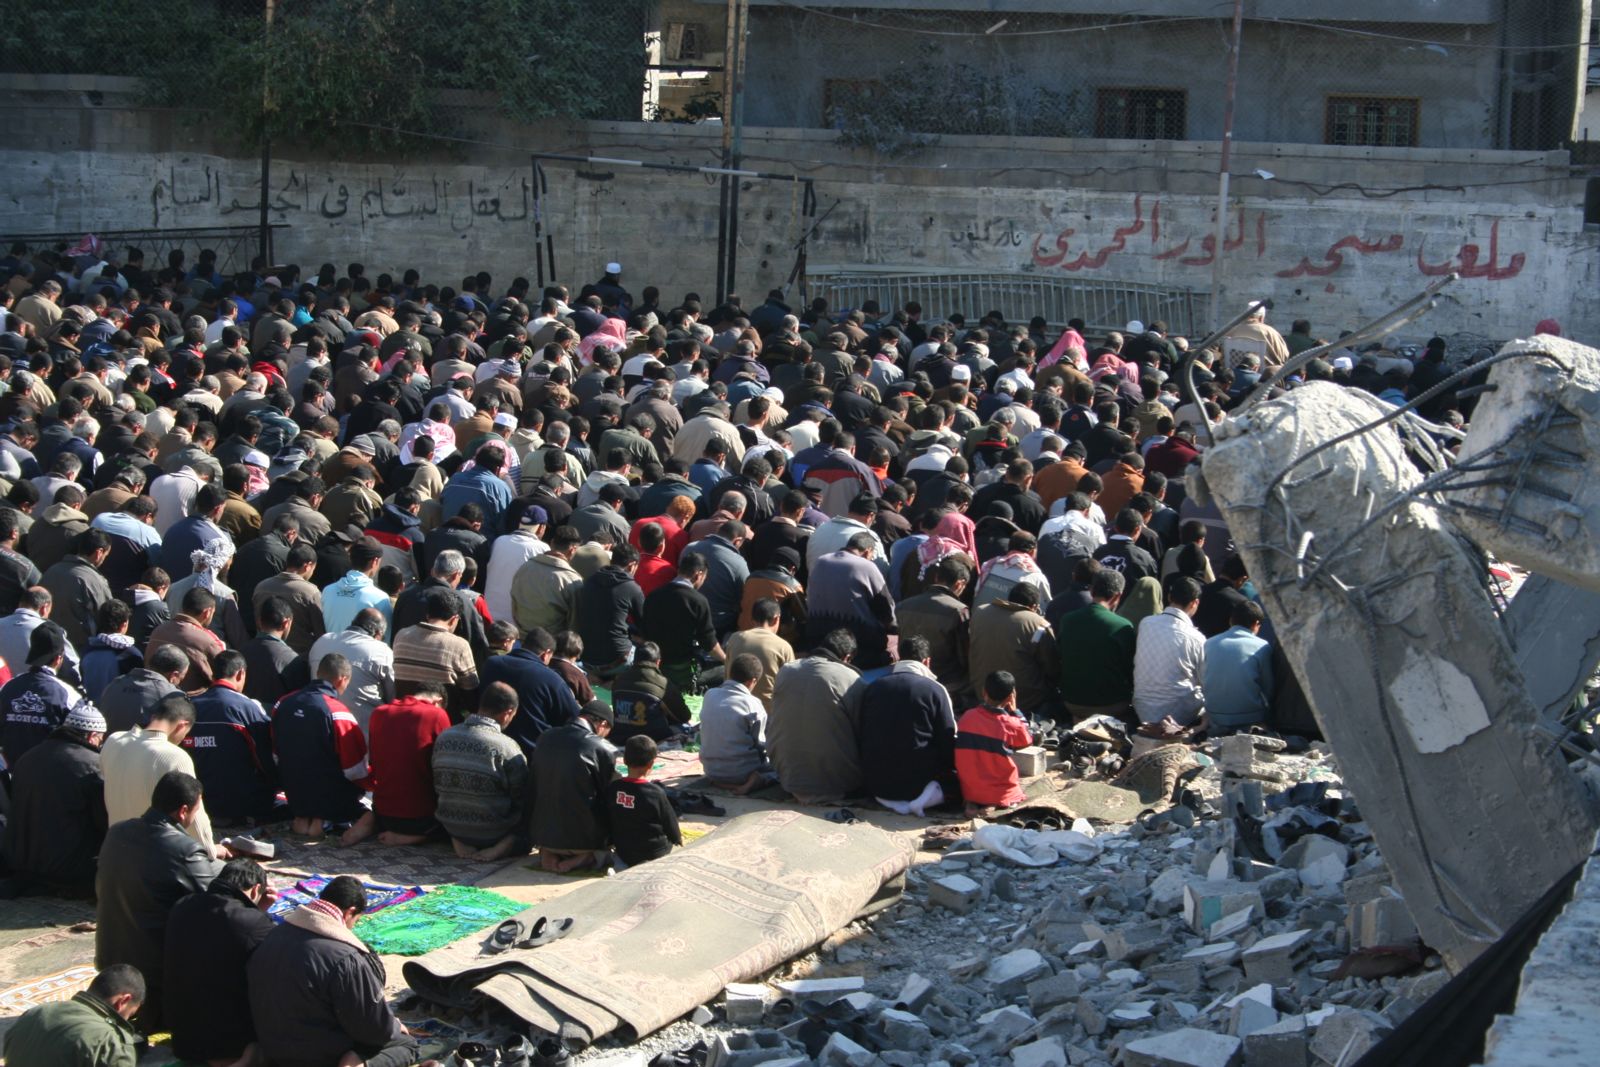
[483,915,576,955]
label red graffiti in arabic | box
[1032,194,1153,271]
[1276,233,1405,278]
[1416,220,1525,281]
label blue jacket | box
[270,681,367,821]
[681,534,749,634]
[161,516,229,581]
[479,649,581,755]
[189,682,281,821]
[440,465,513,534]
[0,666,92,766]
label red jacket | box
[367,695,451,820]
[955,704,1032,807]
[1146,436,1201,478]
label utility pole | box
[258,0,275,267]
[714,0,749,305]
[1208,0,1244,330]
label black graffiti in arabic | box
[150,167,535,233]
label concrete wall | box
[1,75,1596,346]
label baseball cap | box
[519,504,549,526]
[580,699,615,725]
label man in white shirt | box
[484,506,550,623]
[203,298,239,346]
[1132,575,1207,733]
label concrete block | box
[1278,836,1348,873]
[878,1008,933,1051]
[819,1031,877,1067]
[1147,961,1203,994]
[1230,996,1280,1039]
[976,1005,1036,1046]
[1243,1017,1309,1067]
[1185,881,1266,935]
[1011,1037,1069,1067]
[894,972,935,1012]
[723,982,767,1024]
[1347,894,1418,949]
[1026,971,1082,1014]
[1241,930,1314,987]
[1209,906,1257,942]
[1307,1010,1391,1065]
[1100,920,1170,963]
[776,976,866,996]
[1123,1027,1243,1067]
[985,948,1051,997]
[1185,941,1242,967]
[1010,745,1050,777]
[929,873,982,914]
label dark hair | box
[900,634,931,662]
[1090,568,1126,601]
[257,595,293,631]
[213,857,269,894]
[96,597,132,633]
[729,653,763,686]
[480,681,518,717]
[211,648,247,680]
[819,628,857,661]
[89,965,146,1006]
[624,733,658,769]
[983,670,1017,702]
[1165,575,1202,606]
[319,874,367,913]
[1232,600,1266,628]
[423,588,460,622]
[151,770,203,814]
[750,597,781,626]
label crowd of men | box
[0,238,1483,1064]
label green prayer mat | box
[354,884,526,956]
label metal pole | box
[724,0,750,301]
[1208,0,1244,330]
[714,0,738,305]
[258,0,275,267]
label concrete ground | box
[0,785,940,1061]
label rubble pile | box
[608,738,1448,1067]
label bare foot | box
[338,812,376,848]
[292,817,325,839]
[377,831,429,846]
[964,803,999,818]
[451,838,482,860]
[473,834,524,862]
[553,852,594,873]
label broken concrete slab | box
[1027,972,1082,1014]
[1307,1009,1391,1065]
[984,948,1051,996]
[929,874,983,914]
[1242,931,1314,987]
[1185,882,1266,936]
[1123,1027,1243,1067]
[1011,1036,1069,1067]
[1203,379,1600,970]
[1242,1016,1310,1067]
[1347,893,1418,949]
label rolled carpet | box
[402,810,914,1046]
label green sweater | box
[3,991,139,1067]
[1056,603,1137,707]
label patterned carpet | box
[251,824,499,889]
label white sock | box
[876,796,914,815]
[908,781,945,817]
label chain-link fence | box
[0,2,1586,153]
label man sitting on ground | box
[163,857,275,1067]
[529,699,616,872]
[0,702,107,898]
[3,964,144,1067]
[248,876,425,1067]
[433,682,530,860]
[101,690,217,860]
[367,681,452,846]
[854,635,957,817]
[271,654,374,844]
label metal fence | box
[805,267,1202,338]
[0,226,284,280]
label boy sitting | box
[955,670,1034,814]
[609,735,682,868]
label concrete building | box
[697,0,1586,151]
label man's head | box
[151,770,204,829]
[479,681,519,729]
[88,965,146,1021]
[149,691,198,744]
[317,651,353,693]
[900,634,932,667]
[1165,575,1202,615]
[213,856,272,909]
[845,531,878,558]
[182,586,218,625]
[1089,567,1126,607]
[580,698,614,738]
[1220,554,1249,588]
[319,875,367,928]
[148,644,188,686]
[1232,599,1265,634]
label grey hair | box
[432,549,466,577]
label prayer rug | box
[403,811,913,1047]
[354,884,525,957]
[0,965,96,1014]
[267,875,423,923]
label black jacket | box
[528,720,617,851]
[609,778,681,866]
[247,909,407,1067]
[971,481,1046,536]
[95,809,220,1018]
[1,730,105,893]
[229,533,293,616]
[575,566,646,667]
[164,880,275,1060]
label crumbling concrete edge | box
[1479,832,1600,1066]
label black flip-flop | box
[484,918,528,954]
[516,916,575,949]
[824,808,859,825]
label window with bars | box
[1094,88,1186,140]
[1325,96,1420,147]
